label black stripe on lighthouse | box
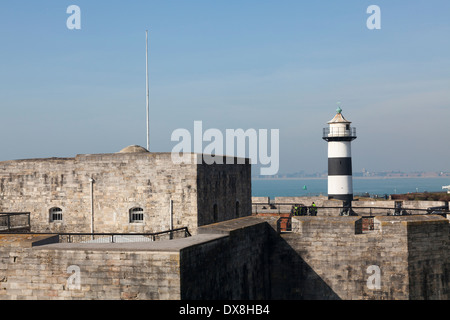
[328,157,352,176]
[328,194,353,202]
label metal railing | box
[0,213,31,232]
[253,203,449,217]
[322,127,356,140]
[0,223,191,243]
[57,227,192,243]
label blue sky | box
[1,1,450,175]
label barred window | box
[129,207,144,223]
[49,207,63,222]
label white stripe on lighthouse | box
[328,141,352,158]
[328,176,353,195]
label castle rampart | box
[252,196,448,216]
[269,215,449,299]
[0,215,448,300]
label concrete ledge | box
[2,217,268,252]
[289,216,362,235]
[198,216,267,235]
[0,234,59,248]
[28,234,226,252]
[374,215,449,236]
[375,215,449,226]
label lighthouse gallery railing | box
[323,127,356,139]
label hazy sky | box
[1,1,449,175]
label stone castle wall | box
[0,153,251,235]
[180,217,270,299]
[0,215,448,300]
[197,157,252,226]
[405,216,450,299]
[0,153,198,234]
[0,217,269,300]
[0,234,182,300]
[267,215,449,300]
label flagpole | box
[146,30,150,152]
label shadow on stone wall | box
[267,226,340,300]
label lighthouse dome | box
[328,108,351,124]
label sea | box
[252,177,450,198]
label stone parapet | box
[0,215,448,300]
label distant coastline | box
[252,176,450,198]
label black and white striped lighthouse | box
[322,106,357,210]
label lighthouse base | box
[328,194,356,216]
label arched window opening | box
[49,207,63,222]
[129,207,144,223]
